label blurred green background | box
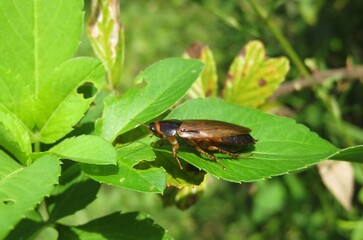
[72,0,363,239]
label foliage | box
[1,0,363,239]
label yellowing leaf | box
[162,179,207,210]
[183,42,218,98]
[223,40,289,107]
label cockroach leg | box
[166,136,183,169]
[207,146,239,158]
[186,140,226,170]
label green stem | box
[246,0,310,77]
[33,132,41,152]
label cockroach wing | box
[177,120,251,138]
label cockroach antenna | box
[130,118,149,129]
[114,119,151,146]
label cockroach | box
[149,119,256,169]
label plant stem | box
[33,132,41,152]
[270,65,363,99]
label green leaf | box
[47,179,100,222]
[155,98,338,182]
[5,218,43,240]
[154,151,206,189]
[36,58,104,143]
[83,139,167,193]
[57,212,169,240]
[97,58,204,142]
[0,1,104,144]
[5,210,45,240]
[48,135,117,165]
[0,0,84,129]
[223,40,290,107]
[0,108,32,165]
[184,43,218,98]
[0,152,61,239]
[328,145,363,163]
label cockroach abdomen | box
[218,134,256,152]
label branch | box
[271,65,363,100]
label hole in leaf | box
[134,160,155,170]
[77,82,96,99]
[3,199,15,205]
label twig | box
[270,65,363,100]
